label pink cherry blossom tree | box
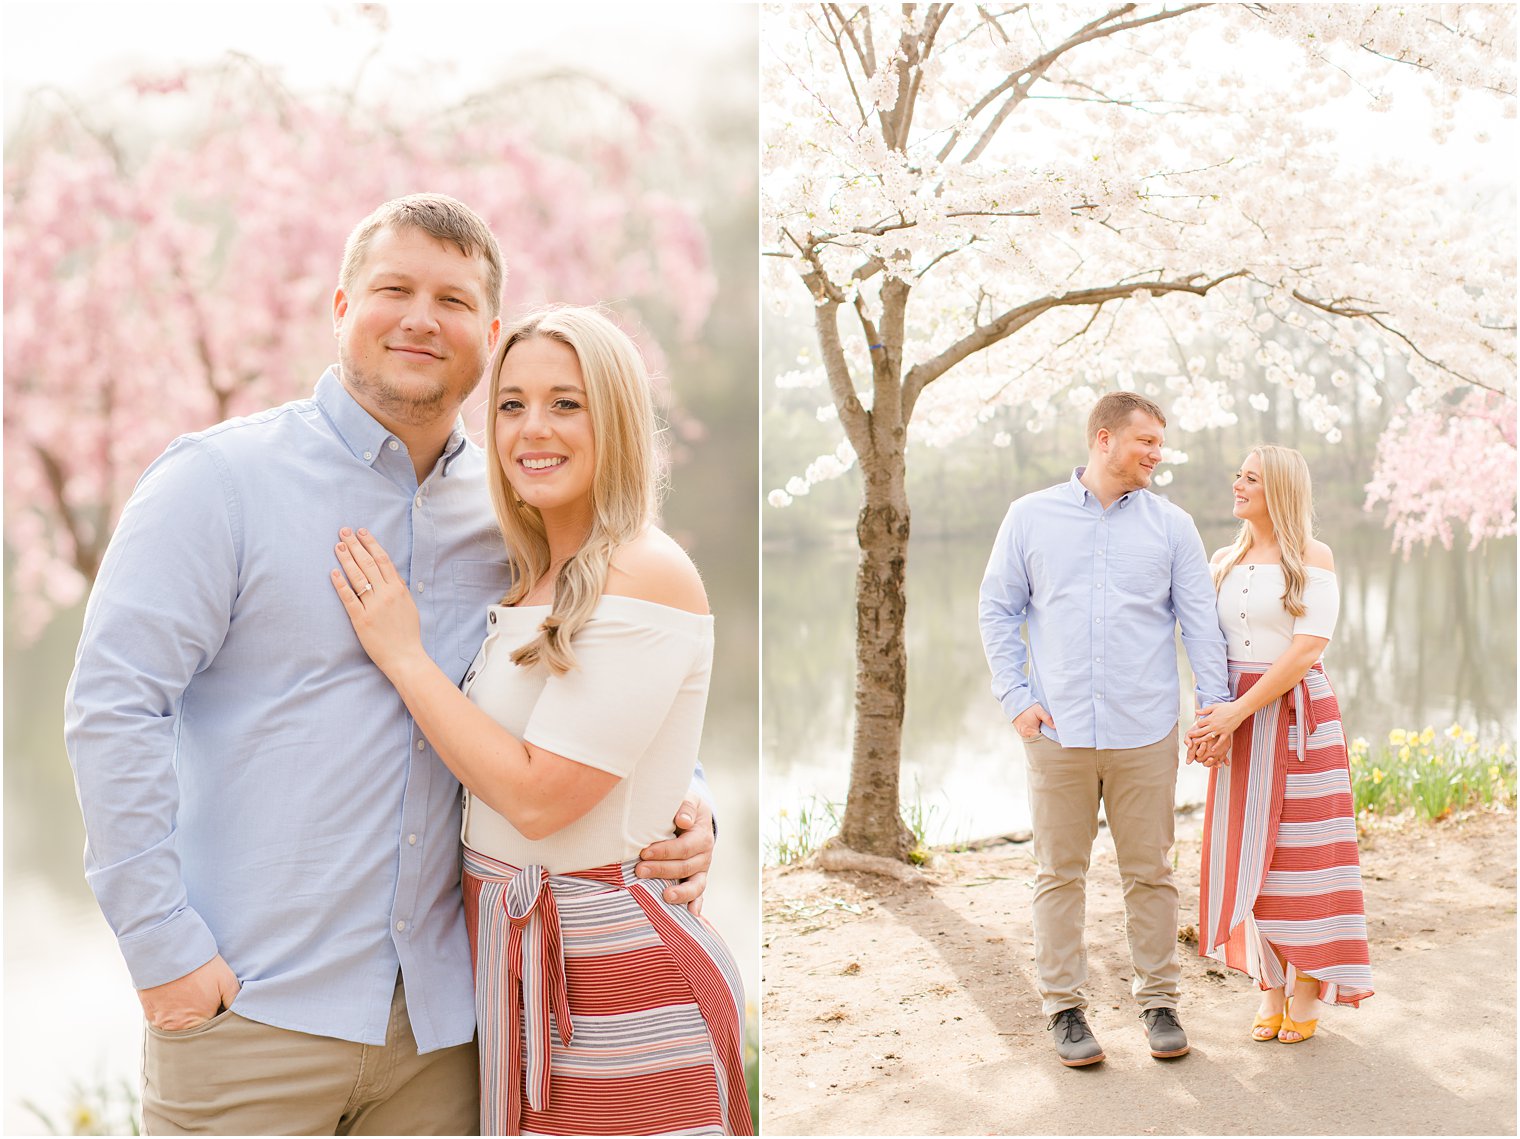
[763,4,1516,861]
[1366,389,1516,556]
[4,53,714,640]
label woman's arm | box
[1192,542,1336,742]
[1190,632,1330,741]
[331,528,618,840]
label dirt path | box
[761,809,1517,1136]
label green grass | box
[24,1075,140,1136]
[767,783,963,865]
[765,794,843,864]
[1349,723,1514,821]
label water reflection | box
[764,526,1516,849]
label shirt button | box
[388,440,400,451]
[466,671,476,682]
[408,834,418,846]
[1096,693,1104,700]
[489,612,497,625]
[363,451,373,461]
[395,920,406,932]
[414,494,424,508]
[1095,657,1102,664]
[1097,549,1105,556]
[1245,639,1251,646]
[416,739,426,751]
[1240,612,1247,618]
[416,582,426,593]
[1095,617,1102,624]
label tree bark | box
[840,459,915,859]
[839,274,916,859]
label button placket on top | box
[1091,503,1110,736]
[386,447,433,957]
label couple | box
[979,391,1375,1067]
[65,194,751,1135]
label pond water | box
[763,524,1517,854]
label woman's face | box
[1231,452,1268,524]
[494,335,597,526]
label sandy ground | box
[761,808,1517,1136]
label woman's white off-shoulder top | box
[1216,563,1339,662]
[459,594,714,873]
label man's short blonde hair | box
[339,193,504,315]
[1087,391,1166,446]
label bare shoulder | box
[605,528,709,615]
[1304,538,1336,572]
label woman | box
[1188,444,1374,1044]
[328,306,751,1135]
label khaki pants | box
[142,976,478,1135]
[1024,728,1181,1017]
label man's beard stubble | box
[338,347,485,428]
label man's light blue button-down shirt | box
[64,368,512,1051]
[978,467,1230,749]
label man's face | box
[332,225,501,433]
[1099,411,1165,493]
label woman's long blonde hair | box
[484,305,662,674]
[1211,444,1315,617]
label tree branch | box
[1290,289,1512,396]
[901,269,1247,419]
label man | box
[978,391,1230,1067]
[64,194,714,1134]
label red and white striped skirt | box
[1198,662,1374,1006]
[463,849,752,1136]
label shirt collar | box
[315,366,469,475]
[1070,465,1137,508]
[1069,466,1093,504]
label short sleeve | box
[1293,568,1340,640]
[522,608,710,778]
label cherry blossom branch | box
[902,269,1247,419]
[952,3,1213,164]
[1290,289,1512,396]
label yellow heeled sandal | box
[1278,979,1320,1043]
[1250,1013,1283,1041]
[1277,1011,1319,1043]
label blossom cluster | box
[761,4,1516,531]
[5,57,715,638]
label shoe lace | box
[1048,1008,1092,1042]
[1142,1007,1180,1030]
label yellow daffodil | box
[1462,730,1476,745]
[1420,727,1436,745]
[1388,729,1407,746]
[1490,765,1502,780]
[1447,722,1465,739]
[1398,745,1411,762]
[1372,767,1384,784]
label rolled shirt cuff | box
[117,905,221,990]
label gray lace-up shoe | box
[1139,1007,1190,1058]
[1047,1008,1105,1067]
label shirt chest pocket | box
[1111,551,1168,597]
[452,560,512,662]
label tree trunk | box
[839,271,916,860]
[840,452,915,859]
